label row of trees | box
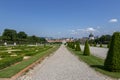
[0,29,47,44]
[91,35,112,44]
[67,41,81,51]
[67,40,90,56]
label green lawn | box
[67,47,120,79]
[0,45,59,78]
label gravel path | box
[81,45,108,59]
[17,45,112,80]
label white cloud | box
[69,27,97,35]
[86,27,96,32]
[109,18,118,23]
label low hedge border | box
[0,45,59,80]
[0,56,23,70]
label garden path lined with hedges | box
[17,45,112,80]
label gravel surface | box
[81,45,108,59]
[17,45,112,80]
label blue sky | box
[0,0,120,38]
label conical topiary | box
[104,32,120,72]
[70,42,75,49]
[83,40,90,56]
[75,42,81,51]
[107,41,111,48]
[100,43,102,47]
[94,42,97,47]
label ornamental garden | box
[67,32,120,78]
[0,29,60,78]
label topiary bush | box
[107,41,111,48]
[71,42,75,49]
[94,42,97,47]
[100,43,102,47]
[104,32,120,72]
[75,42,81,51]
[83,40,90,56]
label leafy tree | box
[2,29,17,41]
[104,32,120,72]
[99,35,111,44]
[39,37,47,43]
[83,40,90,56]
[17,31,27,40]
[27,35,39,44]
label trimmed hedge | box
[83,40,90,56]
[67,42,75,49]
[100,43,102,47]
[94,42,97,47]
[75,42,81,51]
[0,56,23,70]
[104,32,120,72]
[71,42,75,49]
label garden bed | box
[0,45,59,78]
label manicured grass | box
[67,47,120,79]
[0,45,59,78]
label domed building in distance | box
[89,33,95,40]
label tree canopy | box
[1,29,47,44]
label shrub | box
[104,32,120,72]
[90,43,93,46]
[67,42,75,49]
[75,42,81,51]
[107,41,111,48]
[0,52,10,58]
[83,40,90,56]
[100,43,102,47]
[0,56,23,70]
[25,52,37,56]
[67,42,72,48]
[94,42,97,47]
[71,42,75,49]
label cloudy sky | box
[0,0,120,38]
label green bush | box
[100,43,102,47]
[0,56,23,70]
[67,42,71,48]
[71,42,75,49]
[90,43,93,46]
[83,40,90,56]
[104,32,120,72]
[75,42,81,51]
[0,52,10,58]
[94,42,97,47]
[107,41,111,48]
[25,52,37,56]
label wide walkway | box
[17,45,112,80]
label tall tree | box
[17,31,27,40]
[2,29,17,41]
